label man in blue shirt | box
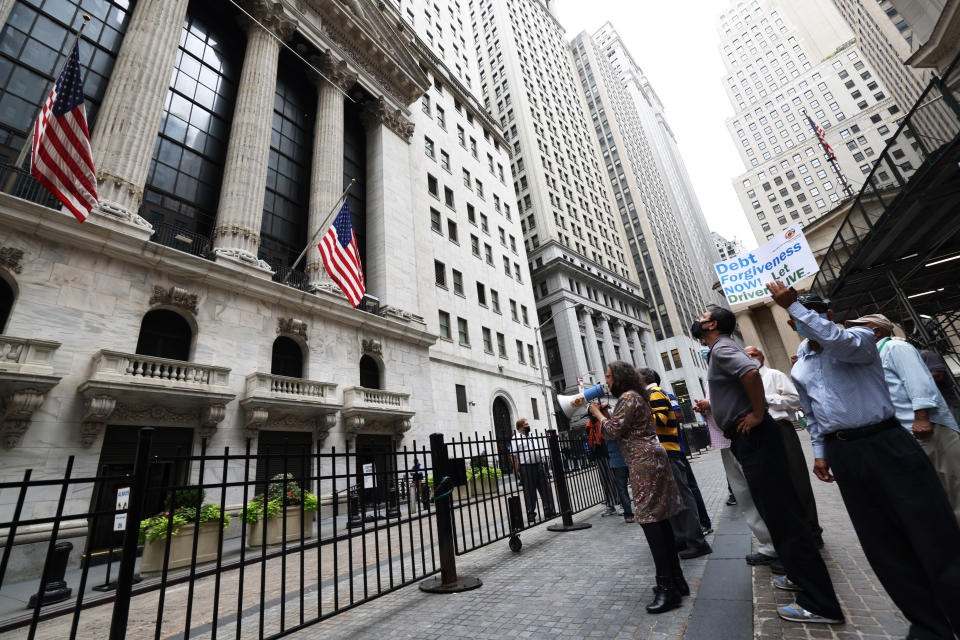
[846,313,960,525]
[768,281,960,639]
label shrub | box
[139,488,230,544]
[241,473,319,525]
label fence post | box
[546,430,591,532]
[109,427,153,640]
[419,433,482,593]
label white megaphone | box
[557,383,609,418]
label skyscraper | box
[719,0,919,244]
[570,25,720,412]
[469,0,654,396]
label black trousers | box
[775,419,822,537]
[612,466,634,518]
[677,454,711,529]
[827,424,960,640]
[730,414,841,619]
[519,463,555,520]
[595,455,618,507]
[667,455,706,549]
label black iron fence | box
[0,428,605,640]
[0,162,63,209]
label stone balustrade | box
[343,386,409,411]
[0,336,60,374]
[89,350,231,388]
[0,336,62,448]
[341,386,414,433]
[244,372,336,400]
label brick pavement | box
[752,428,908,640]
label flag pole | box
[804,112,855,199]
[15,13,91,170]
[282,178,357,284]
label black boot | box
[673,568,689,596]
[646,576,682,614]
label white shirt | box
[511,432,540,464]
[759,365,801,422]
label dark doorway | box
[0,277,12,333]
[255,430,313,494]
[359,355,380,389]
[135,309,192,361]
[492,397,513,475]
[88,426,194,557]
[271,337,304,378]
[355,434,395,504]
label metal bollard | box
[347,485,364,528]
[546,430,592,532]
[419,433,482,593]
[26,541,73,607]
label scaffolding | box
[809,49,960,396]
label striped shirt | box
[647,384,682,456]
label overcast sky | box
[554,0,758,249]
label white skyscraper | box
[468,0,655,404]
[570,25,721,411]
[719,0,920,244]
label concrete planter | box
[140,522,220,576]
[247,507,315,547]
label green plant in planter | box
[138,488,230,544]
[466,466,502,483]
[240,473,319,525]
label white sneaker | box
[601,506,617,516]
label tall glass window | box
[343,104,365,265]
[0,0,135,162]
[140,4,242,239]
[259,54,313,271]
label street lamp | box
[533,303,582,432]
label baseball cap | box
[845,313,894,334]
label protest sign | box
[714,225,819,307]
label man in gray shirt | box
[694,305,842,625]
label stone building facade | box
[0,0,547,568]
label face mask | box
[691,319,710,340]
[700,346,711,360]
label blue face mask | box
[700,346,711,360]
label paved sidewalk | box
[282,450,728,640]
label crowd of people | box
[507,280,960,634]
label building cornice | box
[0,195,437,348]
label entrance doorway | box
[492,397,513,475]
[255,430,313,493]
[354,434,395,504]
[88,426,194,558]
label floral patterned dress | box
[600,390,683,524]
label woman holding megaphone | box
[589,360,687,614]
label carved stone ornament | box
[361,338,382,355]
[112,403,196,425]
[242,0,298,40]
[277,317,308,339]
[314,53,359,92]
[150,285,199,316]
[360,97,415,142]
[212,247,273,272]
[81,394,117,447]
[0,389,45,448]
[344,416,365,432]
[93,199,153,230]
[199,404,228,439]
[0,246,24,274]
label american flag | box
[319,201,366,307]
[31,43,98,222]
[806,114,837,162]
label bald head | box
[745,346,765,366]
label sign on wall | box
[113,486,130,532]
[714,225,819,307]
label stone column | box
[581,309,603,380]
[88,0,190,231]
[0,2,16,36]
[552,303,588,390]
[305,55,356,288]
[615,320,631,366]
[641,328,661,378]
[212,8,295,272]
[628,325,647,368]
[599,314,616,369]
[360,98,419,311]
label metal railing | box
[149,222,214,260]
[270,265,309,291]
[0,163,63,209]
[0,428,605,640]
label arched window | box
[359,355,380,389]
[0,277,13,333]
[135,310,192,361]
[271,336,303,378]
